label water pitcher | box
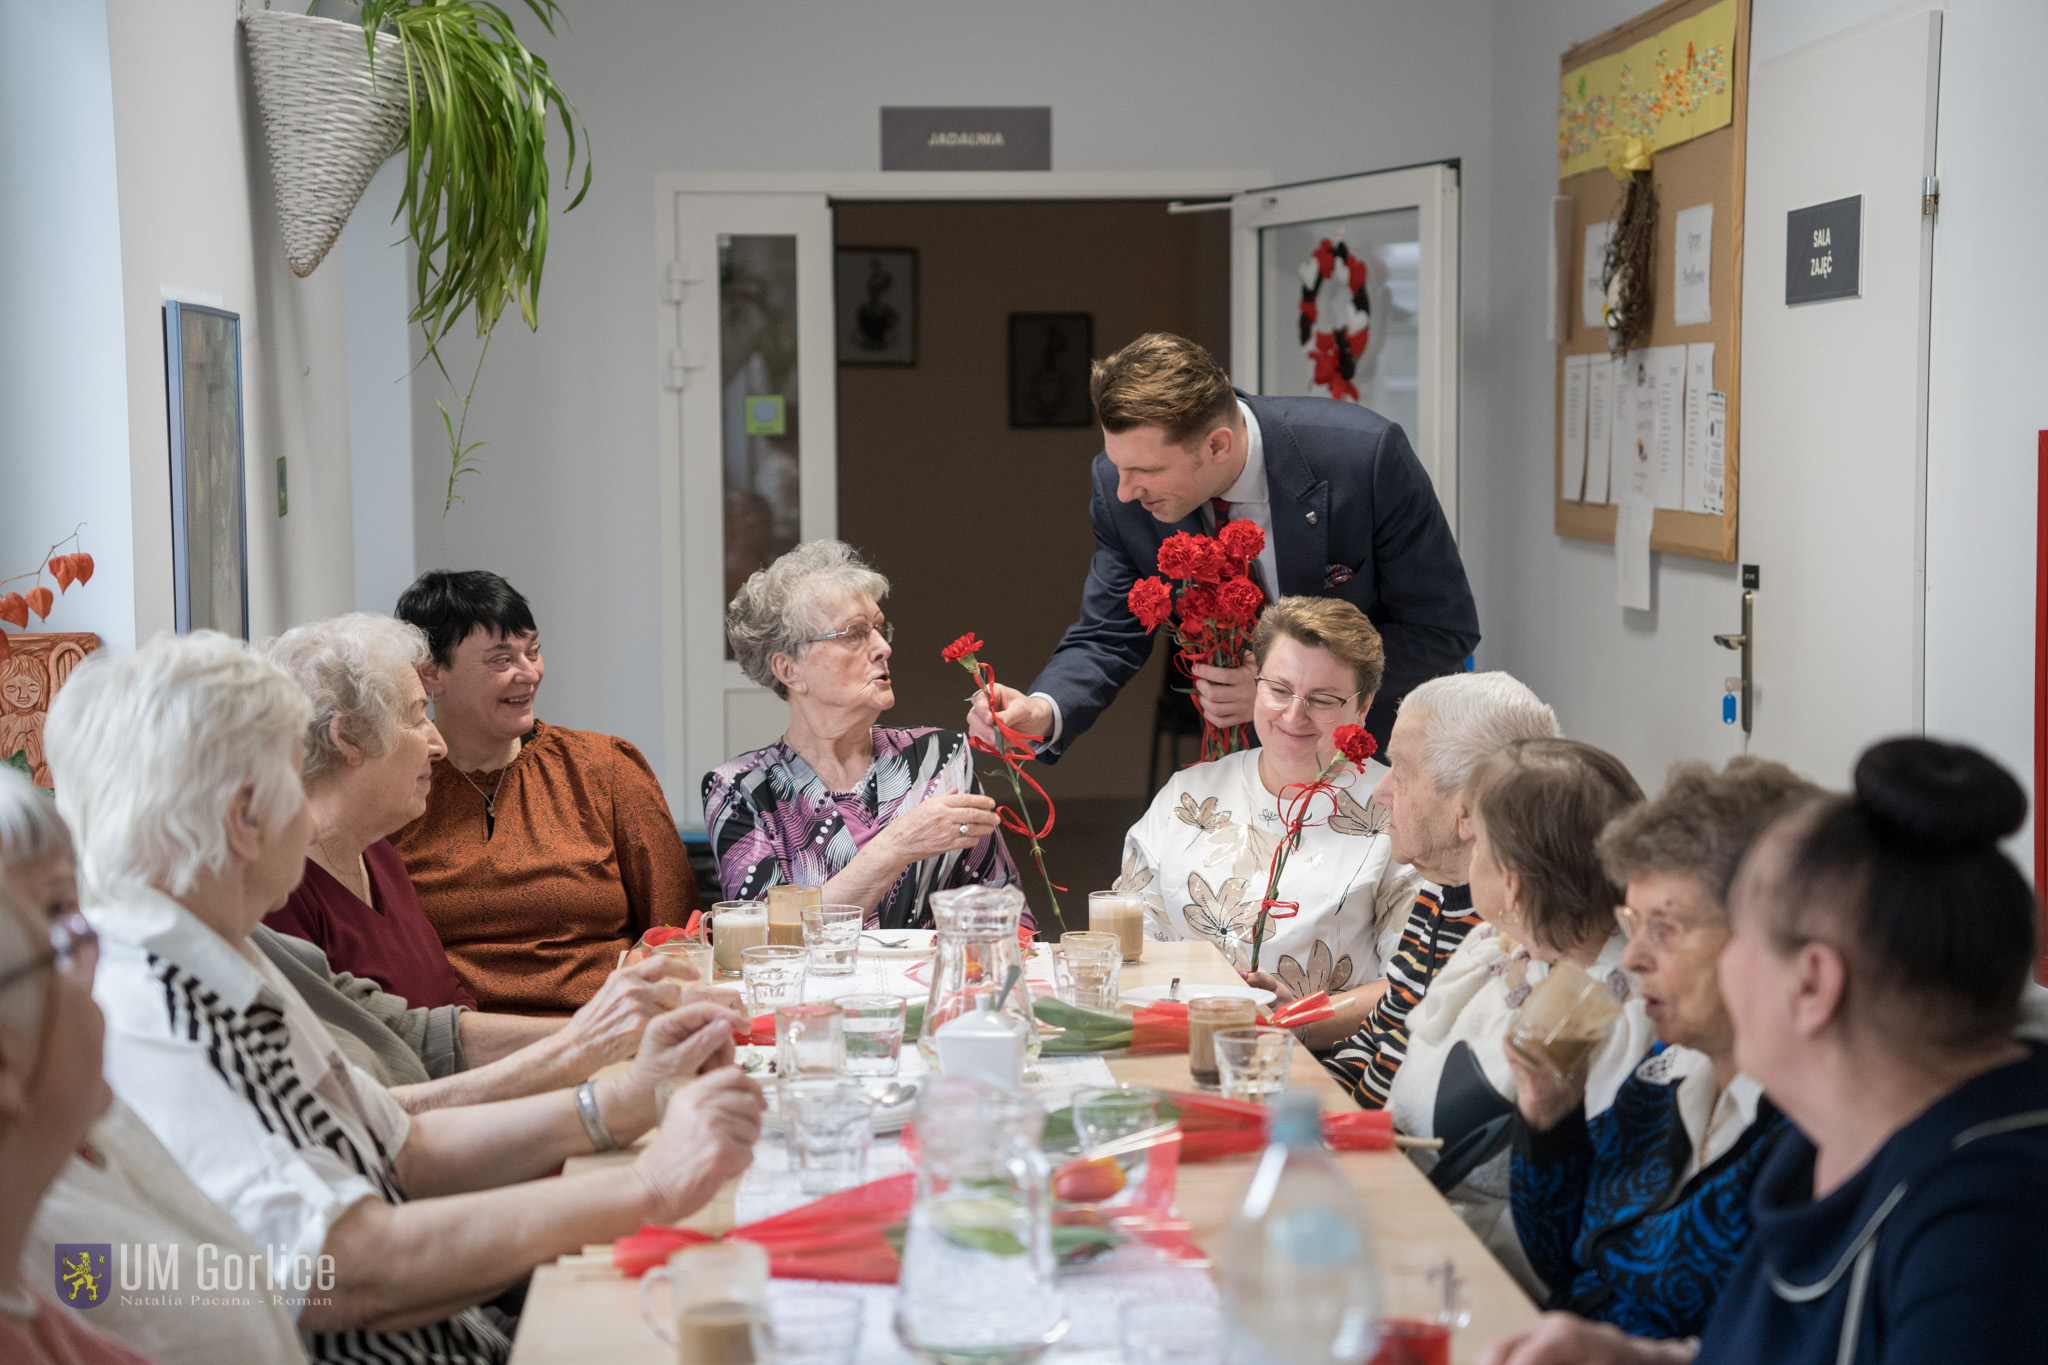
[918,883,1039,1068]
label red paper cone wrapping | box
[1161,1090,1396,1160]
[614,1173,915,1283]
[1128,1001,1191,1053]
[1263,991,1335,1030]
[737,1012,777,1047]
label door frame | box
[653,170,1272,823]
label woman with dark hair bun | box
[1478,736,2048,1365]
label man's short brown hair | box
[1250,596,1386,699]
[1090,333,1237,446]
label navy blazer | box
[1027,392,1479,758]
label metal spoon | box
[868,1079,920,1108]
[862,933,910,949]
[991,964,1023,1014]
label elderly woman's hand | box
[1476,1312,1694,1365]
[555,956,698,1070]
[598,1000,751,1141]
[633,1067,766,1221]
[1501,1034,1589,1133]
[880,790,1003,864]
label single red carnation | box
[1155,532,1202,580]
[1334,724,1377,765]
[1184,537,1231,585]
[941,633,983,664]
[1127,577,1174,632]
[1177,585,1221,625]
[1216,575,1265,627]
[1217,519,1266,562]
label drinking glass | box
[1049,932,1122,1011]
[1086,889,1147,962]
[710,900,768,977]
[639,1241,769,1364]
[784,1079,872,1195]
[1506,959,1624,1081]
[1122,1300,1227,1365]
[1071,1085,1161,1154]
[752,1293,864,1365]
[743,945,809,1014]
[1213,1026,1295,1103]
[839,994,907,1077]
[767,884,822,949]
[1187,997,1260,1088]
[776,1002,846,1079]
[1370,1259,1469,1365]
[801,904,863,977]
[655,937,716,986]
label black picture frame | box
[1008,313,1094,428]
[835,246,917,365]
[163,301,250,639]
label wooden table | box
[507,940,1533,1363]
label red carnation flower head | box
[1215,575,1265,628]
[1184,537,1231,585]
[1127,577,1175,632]
[1333,724,1377,765]
[1155,532,1202,580]
[941,633,983,664]
[1176,584,1221,625]
[1217,519,1266,563]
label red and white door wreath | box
[1298,236,1372,403]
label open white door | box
[658,192,837,825]
[1230,165,1461,535]
[1739,10,1940,783]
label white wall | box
[411,0,1498,793]
[0,0,136,652]
[343,159,417,615]
[104,0,358,645]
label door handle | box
[1713,590,1754,736]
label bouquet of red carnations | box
[1125,522,1268,761]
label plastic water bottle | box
[1222,1092,1383,1365]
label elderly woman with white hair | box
[703,539,1022,929]
[47,632,762,1365]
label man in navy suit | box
[969,332,1478,758]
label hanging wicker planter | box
[241,10,410,278]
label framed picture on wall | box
[834,246,917,365]
[1009,313,1094,428]
[163,301,249,639]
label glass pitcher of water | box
[895,1076,1067,1363]
[918,883,1039,1068]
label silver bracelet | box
[574,1080,618,1153]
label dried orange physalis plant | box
[0,525,94,661]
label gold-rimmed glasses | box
[1615,902,1713,954]
[1253,676,1359,718]
[802,618,895,649]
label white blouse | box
[89,886,508,1365]
[1115,748,1418,991]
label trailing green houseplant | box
[354,0,592,509]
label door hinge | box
[663,348,708,391]
[662,260,706,302]
[1922,176,1939,216]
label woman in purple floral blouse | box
[704,541,1022,930]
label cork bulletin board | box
[1554,0,1750,562]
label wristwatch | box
[574,1080,619,1153]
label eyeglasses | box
[1615,903,1713,954]
[802,619,894,650]
[0,911,98,996]
[1254,676,1360,718]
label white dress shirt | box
[90,885,508,1364]
[1035,400,1276,746]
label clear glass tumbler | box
[1213,1025,1295,1103]
[1123,1300,1227,1365]
[776,1001,845,1079]
[839,994,908,1077]
[785,1079,872,1196]
[742,944,808,1015]
[801,903,863,976]
[753,1293,864,1365]
[1049,932,1122,1011]
[1072,1084,1162,1154]
[655,937,716,986]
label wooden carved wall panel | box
[0,633,101,788]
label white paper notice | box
[1615,492,1654,611]
[1585,356,1614,504]
[1703,390,1728,515]
[1611,350,1636,504]
[1561,354,1590,501]
[1682,343,1716,513]
[1647,344,1687,510]
[1582,221,1616,329]
[1673,203,1713,326]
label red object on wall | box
[2036,432,2047,980]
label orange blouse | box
[390,719,701,1012]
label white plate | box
[860,929,937,958]
[1121,982,1276,1008]
[760,1076,921,1134]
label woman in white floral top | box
[1116,598,1418,1029]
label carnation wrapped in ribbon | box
[613,1173,915,1283]
[1125,525,1269,762]
[736,992,1333,1052]
[1043,1089,1418,1165]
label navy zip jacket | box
[1511,1046,1789,1339]
[1027,391,1478,756]
[1697,1043,2048,1365]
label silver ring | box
[959,823,971,837]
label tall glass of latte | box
[1088,890,1146,963]
[767,884,822,948]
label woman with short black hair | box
[1480,737,2048,1365]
